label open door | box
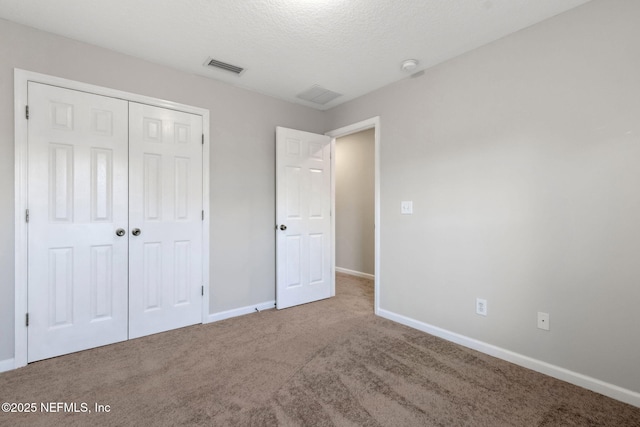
[276,127,332,309]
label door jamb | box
[13,69,211,369]
[325,117,380,314]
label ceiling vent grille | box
[204,57,245,75]
[296,85,342,105]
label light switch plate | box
[401,201,413,214]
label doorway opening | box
[326,117,380,314]
[335,129,375,278]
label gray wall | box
[0,18,325,361]
[325,0,640,393]
[335,129,375,275]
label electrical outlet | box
[476,298,487,316]
[401,201,413,214]
[537,312,550,331]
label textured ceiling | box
[0,0,591,110]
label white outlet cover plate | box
[476,298,487,316]
[537,312,550,330]
[401,201,413,214]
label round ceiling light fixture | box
[401,59,419,73]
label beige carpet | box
[1,273,639,426]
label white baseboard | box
[378,308,640,408]
[0,358,15,373]
[206,300,276,323]
[335,267,375,280]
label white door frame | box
[13,69,211,369]
[326,117,380,314]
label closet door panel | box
[27,82,129,362]
[128,103,203,339]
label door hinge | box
[201,286,204,296]
[25,105,29,120]
[202,210,204,221]
[26,313,29,327]
[25,209,29,223]
[202,134,204,145]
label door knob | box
[279,224,287,231]
[132,228,141,236]
[115,228,126,237]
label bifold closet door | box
[27,82,129,362]
[128,103,204,339]
[26,84,204,361]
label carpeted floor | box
[1,273,639,426]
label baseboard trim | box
[335,267,374,280]
[377,308,640,408]
[206,300,276,323]
[0,358,15,373]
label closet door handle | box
[132,228,141,236]
[115,228,126,237]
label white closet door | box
[128,103,203,338]
[275,127,332,309]
[27,83,129,362]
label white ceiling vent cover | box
[204,57,245,75]
[297,85,342,105]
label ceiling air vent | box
[296,85,342,105]
[204,57,245,75]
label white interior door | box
[276,127,332,309]
[128,103,204,338]
[27,82,129,362]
